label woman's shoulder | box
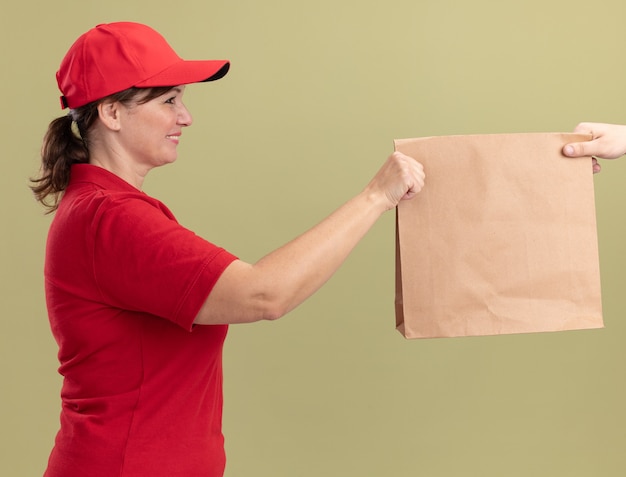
[54,182,177,240]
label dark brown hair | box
[30,86,174,213]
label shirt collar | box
[69,163,143,193]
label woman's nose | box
[178,105,193,127]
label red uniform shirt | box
[43,164,238,477]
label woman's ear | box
[97,101,122,131]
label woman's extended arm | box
[194,151,425,325]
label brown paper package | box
[394,133,603,339]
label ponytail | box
[30,109,93,213]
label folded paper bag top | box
[394,132,603,339]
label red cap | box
[56,22,230,109]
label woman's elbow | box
[254,294,291,322]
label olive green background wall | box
[2,1,626,476]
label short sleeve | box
[91,195,237,330]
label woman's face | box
[116,86,193,170]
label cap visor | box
[136,59,230,87]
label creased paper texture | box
[395,133,603,339]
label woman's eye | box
[165,97,176,104]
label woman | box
[32,22,425,477]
